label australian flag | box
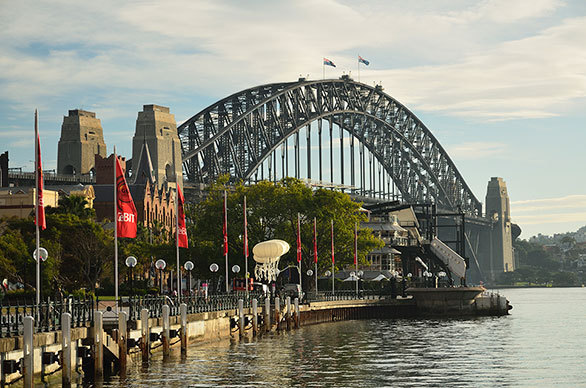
[358,56,370,66]
[323,58,336,67]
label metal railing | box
[0,296,94,338]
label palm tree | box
[58,195,95,218]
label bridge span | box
[178,77,515,283]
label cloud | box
[511,194,586,231]
[445,141,507,160]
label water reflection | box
[101,288,585,388]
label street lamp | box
[125,256,137,295]
[155,259,166,294]
[210,263,219,293]
[33,247,48,306]
[184,260,194,295]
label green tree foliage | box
[186,177,383,287]
[46,194,95,219]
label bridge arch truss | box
[178,78,482,216]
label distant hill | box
[528,225,586,245]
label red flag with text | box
[35,112,46,231]
[116,156,137,238]
[177,185,188,248]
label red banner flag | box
[331,219,334,264]
[313,218,318,264]
[115,156,137,238]
[223,190,228,255]
[296,213,302,263]
[243,196,248,258]
[35,112,46,230]
[177,185,188,248]
[354,222,358,265]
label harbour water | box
[103,288,586,387]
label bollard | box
[238,299,244,338]
[61,312,72,387]
[162,305,170,358]
[294,298,300,329]
[23,316,34,388]
[94,311,104,380]
[264,297,271,333]
[118,311,127,378]
[274,297,280,331]
[286,296,292,331]
[180,303,187,354]
[252,299,258,336]
[141,309,149,363]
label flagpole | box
[314,217,317,294]
[113,146,119,313]
[244,196,248,299]
[298,213,302,294]
[331,219,334,295]
[35,110,40,308]
[358,56,360,83]
[355,222,358,295]
[176,188,181,302]
[224,190,229,293]
[323,60,325,80]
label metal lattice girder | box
[178,78,482,216]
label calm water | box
[102,288,586,388]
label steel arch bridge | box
[178,77,482,216]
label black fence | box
[0,296,94,338]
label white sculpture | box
[253,239,290,282]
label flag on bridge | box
[358,55,370,66]
[323,58,336,67]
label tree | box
[47,194,95,219]
[187,177,383,290]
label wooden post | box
[94,311,104,380]
[238,299,244,339]
[180,303,187,354]
[162,305,170,358]
[23,316,34,388]
[61,312,72,387]
[294,297,300,328]
[118,311,127,378]
[286,296,291,331]
[264,297,271,333]
[252,299,258,336]
[274,297,280,331]
[141,309,149,363]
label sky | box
[1,0,585,239]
